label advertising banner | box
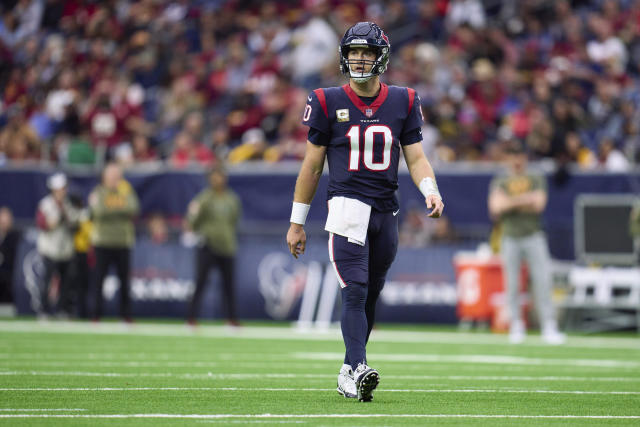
[13,232,462,324]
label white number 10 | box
[346,125,393,171]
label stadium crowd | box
[1,0,640,170]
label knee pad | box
[341,283,367,310]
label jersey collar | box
[342,82,389,117]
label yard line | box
[0,387,333,392]
[293,352,640,368]
[0,360,320,368]
[0,386,638,395]
[1,320,638,350]
[0,409,86,412]
[0,414,639,420]
[1,371,639,383]
[0,360,334,369]
[4,352,640,369]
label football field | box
[0,320,639,426]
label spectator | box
[1,0,640,167]
[68,194,91,318]
[35,172,80,318]
[89,163,139,322]
[288,0,338,89]
[45,68,78,128]
[186,167,241,326]
[147,213,169,245]
[0,105,41,162]
[598,137,630,172]
[586,14,627,75]
[0,207,20,310]
[65,133,97,167]
[113,143,135,168]
[565,132,596,169]
[131,134,158,164]
[228,128,268,164]
[170,131,215,169]
[446,0,486,31]
[0,0,43,48]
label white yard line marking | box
[4,356,637,370]
[293,352,640,368]
[0,387,333,392]
[0,387,638,395]
[1,371,639,382]
[0,360,327,369]
[1,320,638,350]
[3,352,639,369]
[0,414,639,420]
[0,409,86,412]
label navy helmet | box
[339,22,390,82]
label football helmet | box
[339,22,390,82]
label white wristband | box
[419,177,441,200]
[290,202,310,225]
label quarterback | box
[286,22,444,402]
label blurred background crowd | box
[2,0,640,170]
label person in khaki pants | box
[488,141,565,345]
[89,163,139,322]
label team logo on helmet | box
[339,22,391,82]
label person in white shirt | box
[35,172,80,317]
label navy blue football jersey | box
[302,83,424,212]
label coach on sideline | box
[89,163,139,322]
[186,167,241,327]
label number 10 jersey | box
[302,83,424,212]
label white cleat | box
[509,320,526,344]
[353,363,379,402]
[542,326,566,345]
[336,364,357,398]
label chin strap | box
[351,75,375,83]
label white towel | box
[324,197,371,246]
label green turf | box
[0,320,639,426]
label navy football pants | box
[328,209,398,370]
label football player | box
[286,22,444,402]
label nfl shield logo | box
[365,108,373,117]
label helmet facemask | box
[340,44,390,83]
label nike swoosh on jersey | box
[392,209,400,216]
[308,96,312,102]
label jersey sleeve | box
[399,128,422,146]
[307,127,330,146]
[301,89,330,135]
[401,88,424,144]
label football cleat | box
[542,322,566,345]
[353,363,379,402]
[509,319,525,344]
[336,364,357,398]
